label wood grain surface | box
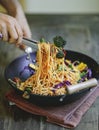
[0,15,99,130]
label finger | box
[0,23,8,41]
[7,18,22,44]
[23,30,32,38]
[0,33,3,39]
[7,23,19,44]
[14,22,23,44]
[22,25,32,38]
[16,31,23,44]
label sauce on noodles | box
[13,41,92,97]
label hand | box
[15,11,32,39]
[0,13,23,44]
[0,0,32,44]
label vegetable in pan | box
[10,36,95,98]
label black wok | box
[5,50,99,106]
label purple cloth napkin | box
[5,85,99,129]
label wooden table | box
[0,15,99,130]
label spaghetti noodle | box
[14,40,92,97]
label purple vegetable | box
[52,82,65,93]
[54,82,64,89]
[53,80,71,89]
[78,68,92,83]
[64,80,71,86]
[20,65,34,76]
[78,78,86,83]
[87,69,92,78]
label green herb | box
[57,65,63,71]
[53,36,66,48]
[23,91,30,99]
[69,64,73,69]
[56,50,64,58]
[24,87,32,94]
[40,38,45,43]
[80,71,87,78]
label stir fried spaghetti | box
[13,39,92,97]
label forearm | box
[0,0,23,17]
[0,0,31,38]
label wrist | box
[8,4,23,17]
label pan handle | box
[59,78,98,102]
[67,78,98,94]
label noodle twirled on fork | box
[13,37,92,97]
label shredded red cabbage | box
[87,68,92,78]
[53,80,71,89]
